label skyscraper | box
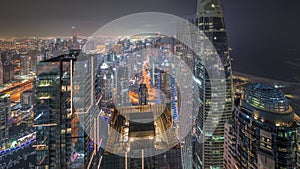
[96,62,114,107]
[0,94,10,144]
[101,103,181,169]
[73,52,104,168]
[0,59,3,85]
[21,90,34,108]
[73,27,78,44]
[193,0,233,168]
[72,27,80,49]
[21,53,30,75]
[224,84,300,168]
[139,84,148,105]
[223,120,237,169]
[0,50,14,83]
[33,51,82,168]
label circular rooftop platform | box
[245,83,290,113]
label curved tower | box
[225,84,300,168]
[195,0,233,168]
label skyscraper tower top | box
[242,83,295,126]
[190,0,233,168]
[225,84,300,168]
[245,84,291,113]
[197,0,223,16]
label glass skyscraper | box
[33,51,101,168]
[34,53,78,168]
[193,0,233,168]
[224,83,300,169]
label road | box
[0,79,33,94]
[7,83,32,102]
[0,79,33,102]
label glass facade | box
[34,53,90,169]
[74,54,104,168]
[191,0,233,168]
[34,60,74,168]
[224,84,300,169]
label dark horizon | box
[1,0,300,83]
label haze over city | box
[1,0,299,82]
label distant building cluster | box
[0,27,86,85]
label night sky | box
[1,0,299,82]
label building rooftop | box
[245,83,290,113]
[243,83,296,125]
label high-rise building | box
[223,120,237,169]
[73,52,104,169]
[2,61,14,83]
[0,59,3,85]
[21,90,34,108]
[191,0,233,168]
[0,50,14,83]
[138,84,148,105]
[0,94,10,144]
[33,49,103,168]
[96,62,114,107]
[73,27,78,45]
[3,62,15,83]
[29,50,39,72]
[101,103,181,169]
[21,53,30,75]
[33,51,82,169]
[72,27,80,49]
[115,66,129,107]
[224,84,300,169]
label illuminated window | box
[66,128,72,133]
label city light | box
[0,0,299,168]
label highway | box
[0,79,33,102]
[7,83,32,102]
[0,79,33,94]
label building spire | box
[72,26,77,44]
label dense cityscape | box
[0,0,299,169]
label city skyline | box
[0,0,300,168]
[1,0,299,83]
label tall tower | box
[0,59,3,85]
[20,53,30,75]
[34,51,81,169]
[0,94,10,142]
[224,84,300,168]
[72,26,80,49]
[139,84,148,105]
[195,0,233,168]
[72,26,78,44]
[97,62,114,107]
